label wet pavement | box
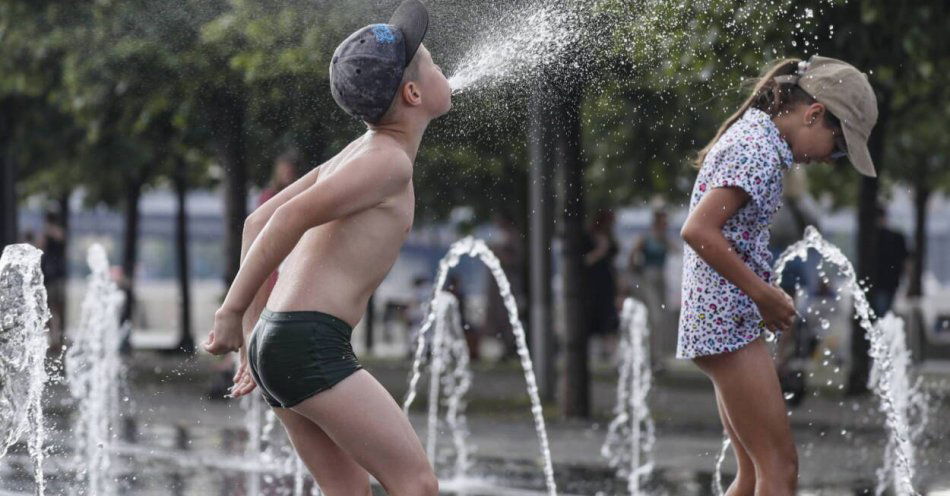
[1,352,948,495]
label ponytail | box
[694,58,817,169]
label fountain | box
[869,313,929,496]
[0,244,51,495]
[1,240,553,495]
[712,438,732,496]
[710,226,928,495]
[601,297,655,495]
[64,243,126,495]
[415,290,473,480]
[2,229,939,495]
[447,2,586,94]
[0,243,321,495]
[244,394,321,496]
[403,236,557,496]
[709,225,927,495]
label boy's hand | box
[753,284,796,334]
[204,308,244,355]
[229,349,257,398]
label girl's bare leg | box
[289,370,439,496]
[695,338,797,496]
[714,386,756,496]
[272,408,371,496]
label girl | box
[677,55,878,495]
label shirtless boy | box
[203,2,450,494]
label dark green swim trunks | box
[247,309,362,408]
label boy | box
[204,1,450,494]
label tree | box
[810,0,950,391]
[0,1,84,246]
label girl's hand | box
[204,308,245,355]
[753,284,796,334]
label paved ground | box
[1,351,948,495]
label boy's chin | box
[430,101,452,119]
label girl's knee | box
[418,472,439,496]
[777,442,798,471]
[783,447,799,486]
[761,446,797,490]
[401,470,438,496]
[387,466,438,496]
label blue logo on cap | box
[372,24,396,44]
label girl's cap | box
[787,55,879,177]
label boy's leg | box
[714,387,755,496]
[272,408,371,496]
[289,370,439,496]
[694,338,797,496]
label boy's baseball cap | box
[330,0,429,124]
[778,55,879,177]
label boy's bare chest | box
[387,183,415,234]
[336,182,414,236]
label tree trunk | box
[528,90,556,402]
[174,158,194,353]
[0,148,16,248]
[847,88,891,395]
[0,106,16,248]
[908,185,929,298]
[57,193,70,261]
[556,85,589,418]
[905,183,930,361]
[212,89,249,288]
[119,177,143,354]
[57,191,71,332]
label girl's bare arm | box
[680,187,794,332]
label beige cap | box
[792,55,879,177]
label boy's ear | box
[401,80,423,107]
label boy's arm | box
[204,151,412,354]
[242,163,325,259]
[234,162,324,336]
[240,140,361,255]
[236,144,364,327]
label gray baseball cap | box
[778,55,879,177]
[330,0,429,124]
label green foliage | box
[2,0,947,221]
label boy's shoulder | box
[355,135,413,175]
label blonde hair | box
[695,58,823,168]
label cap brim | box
[390,0,428,67]
[843,125,876,178]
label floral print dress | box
[676,108,794,359]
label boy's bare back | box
[267,132,415,327]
